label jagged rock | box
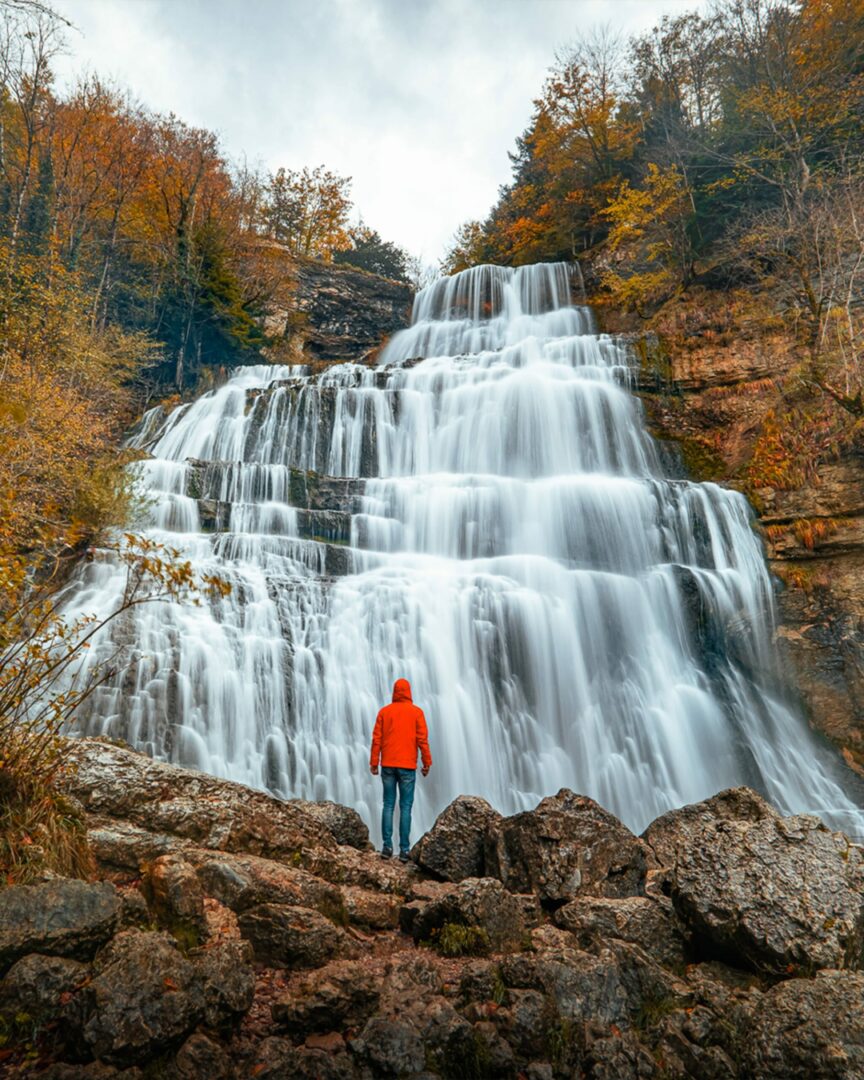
[196,938,255,1026]
[271,959,380,1034]
[349,1016,426,1077]
[585,1030,657,1079]
[286,798,370,849]
[485,789,649,903]
[341,884,401,929]
[411,877,526,953]
[83,929,202,1064]
[553,895,690,969]
[62,738,335,859]
[741,970,864,1078]
[411,795,501,881]
[0,879,121,969]
[642,786,775,868]
[174,1033,233,1079]
[238,903,345,968]
[145,854,205,944]
[643,788,864,975]
[189,849,343,916]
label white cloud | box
[52,0,696,263]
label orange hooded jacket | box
[370,679,432,770]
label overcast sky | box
[53,0,696,264]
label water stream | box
[65,262,864,840]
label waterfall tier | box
[65,261,864,839]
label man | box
[370,678,432,861]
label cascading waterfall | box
[63,261,864,840]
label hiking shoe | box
[380,847,393,859]
[398,851,410,863]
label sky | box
[52,0,697,264]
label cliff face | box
[266,255,413,365]
[631,290,864,776]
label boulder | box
[0,879,120,969]
[552,895,690,969]
[411,877,526,953]
[62,738,335,859]
[643,788,864,975]
[189,849,343,916]
[286,799,370,850]
[341,885,401,929]
[271,959,380,1035]
[174,1033,233,1080]
[741,970,864,1078]
[238,903,345,968]
[0,953,88,1030]
[195,938,256,1026]
[349,1016,426,1077]
[144,854,205,944]
[411,795,501,881]
[85,820,192,873]
[83,929,202,1063]
[485,789,649,903]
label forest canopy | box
[446,0,864,411]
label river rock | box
[271,959,380,1035]
[63,738,335,858]
[0,879,121,969]
[643,788,864,974]
[741,970,864,1078]
[485,789,649,903]
[83,929,202,1063]
[411,795,501,881]
[238,903,345,968]
[552,895,690,969]
[411,877,526,953]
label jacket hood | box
[392,678,412,703]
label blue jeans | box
[381,767,416,854]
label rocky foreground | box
[2,741,864,1078]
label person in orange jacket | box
[370,678,432,861]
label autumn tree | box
[263,164,352,259]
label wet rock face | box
[644,787,864,975]
[411,794,502,881]
[0,880,121,970]
[485,789,650,904]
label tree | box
[333,223,410,281]
[263,164,352,259]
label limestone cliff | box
[266,254,413,365]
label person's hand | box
[421,765,430,777]
[370,765,378,775]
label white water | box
[64,261,864,840]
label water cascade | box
[64,262,864,839]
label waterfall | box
[64,261,864,840]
